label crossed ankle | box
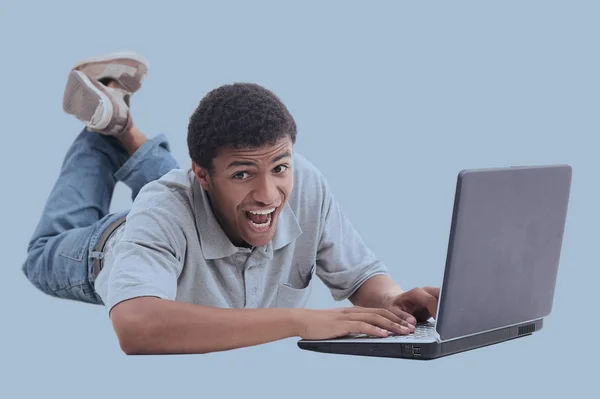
[116,125,148,156]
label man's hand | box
[383,286,440,323]
[295,306,416,340]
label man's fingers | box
[348,313,411,335]
[408,289,439,319]
[423,286,440,299]
[344,306,365,313]
[351,321,389,338]
[422,293,438,319]
[418,288,439,318]
[374,308,416,330]
[369,313,412,335]
[384,307,417,326]
[349,306,416,329]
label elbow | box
[118,331,146,356]
[120,339,143,356]
[109,298,157,355]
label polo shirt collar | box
[269,202,302,252]
[192,173,302,260]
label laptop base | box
[297,319,543,360]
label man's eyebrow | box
[226,151,291,170]
[271,151,291,163]
[227,160,256,169]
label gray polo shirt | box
[94,153,389,312]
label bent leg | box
[27,128,128,249]
[23,127,179,304]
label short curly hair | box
[187,83,297,171]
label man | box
[22,51,440,355]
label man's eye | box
[233,172,250,180]
[274,165,289,173]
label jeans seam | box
[58,252,84,262]
[51,281,88,294]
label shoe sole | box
[63,71,114,131]
[72,51,149,70]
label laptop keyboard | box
[386,322,435,340]
[341,322,436,340]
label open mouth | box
[245,208,277,233]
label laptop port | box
[412,345,421,355]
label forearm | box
[111,297,302,355]
[349,274,404,308]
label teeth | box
[248,208,275,215]
[249,221,269,228]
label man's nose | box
[252,176,279,205]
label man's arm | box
[348,273,439,324]
[348,274,404,308]
[110,296,412,355]
[110,297,300,354]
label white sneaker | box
[62,70,132,136]
[72,51,148,94]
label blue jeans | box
[22,128,179,305]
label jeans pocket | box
[51,227,95,300]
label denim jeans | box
[22,127,179,305]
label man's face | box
[193,136,294,248]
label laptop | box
[298,164,572,360]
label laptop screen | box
[435,165,571,341]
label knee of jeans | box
[54,283,101,305]
[22,247,101,304]
[22,247,52,294]
[23,246,40,278]
[26,235,48,256]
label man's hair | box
[187,82,297,170]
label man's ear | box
[192,162,211,190]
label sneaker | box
[72,51,148,94]
[63,70,132,136]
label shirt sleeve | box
[105,186,186,313]
[315,177,389,302]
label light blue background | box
[1,0,597,397]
